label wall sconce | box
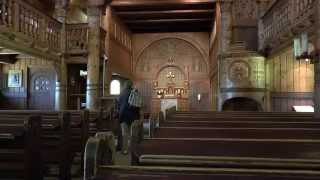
[294,32,318,63]
[197,93,201,102]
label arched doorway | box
[222,97,262,111]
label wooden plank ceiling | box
[110,0,216,33]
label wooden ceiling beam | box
[125,18,213,24]
[117,9,215,20]
[117,9,215,15]
[111,0,216,7]
[131,27,212,33]
[0,54,19,64]
[129,24,212,32]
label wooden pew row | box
[168,116,318,122]
[93,166,320,180]
[174,111,314,116]
[84,136,320,180]
[169,112,315,120]
[0,111,73,179]
[133,138,320,169]
[0,115,43,180]
[153,127,320,139]
[0,110,90,180]
[160,121,320,128]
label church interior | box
[1,0,320,179]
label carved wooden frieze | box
[233,0,258,22]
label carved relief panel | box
[232,0,258,22]
[220,55,265,89]
[135,38,210,111]
[136,38,207,79]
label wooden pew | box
[153,127,320,139]
[0,110,89,180]
[93,166,320,180]
[134,138,320,169]
[160,120,320,128]
[169,111,315,119]
[168,115,318,121]
[84,136,320,180]
[0,115,43,180]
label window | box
[110,80,120,95]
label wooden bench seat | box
[93,165,320,180]
[84,137,320,180]
[168,116,318,121]
[153,127,320,139]
[0,110,90,180]
[160,121,320,128]
[0,115,43,180]
[134,138,320,169]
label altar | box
[151,97,189,113]
[150,63,189,113]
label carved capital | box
[218,0,233,13]
[87,6,102,17]
[88,0,111,7]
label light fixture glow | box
[293,106,314,112]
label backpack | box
[128,89,143,108]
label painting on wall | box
[8,70,22,88]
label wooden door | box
[28,67,56,110]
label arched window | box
[110,80,121,95]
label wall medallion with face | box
[228,60,250,83]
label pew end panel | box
[0,115,43,180]
[131,119,144,165]
[84,136,113,180]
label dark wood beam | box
[111,0,216,6]
[125,18,213,24]
[117,9,215,20]
[129,24,212,33]
[0,54,19,64]
[131,27,212,33]
[111,0,215,11]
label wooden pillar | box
[55,0,68,111]
[217,0,232,111]
[314,0,320,112]
[86,2,104,110]
[218,0,232,54]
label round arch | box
[222,97,263,111]
[135,37,208,73]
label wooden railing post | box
[13,0,20,32]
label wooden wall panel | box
[0,56,54,109]
[266,47,314,112]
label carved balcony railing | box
[0,0,106,60]
[66,23,88,55]
[260,0,315,52]
[66,23,106,56]
[0,0,61,54]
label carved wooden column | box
[218,0,232,54]
[257,0,271,111]
[216,0,232,111]
[86,1,104,110]
[314,0,320,112]
[55,0,68,111]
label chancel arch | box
[134,38,210,112]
